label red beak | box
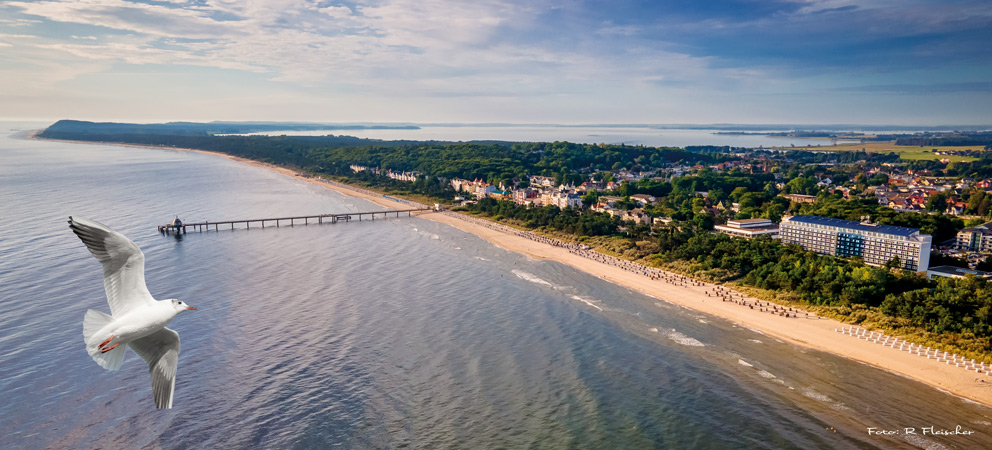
[187,306,197,310]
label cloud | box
[2,0,990,124]
[10,0,248,39]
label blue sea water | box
[0,123,990,449]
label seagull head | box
[170,299,197,312]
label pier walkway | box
[158,208,432,234]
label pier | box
[158,208,432,234]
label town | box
[353,147,992,279]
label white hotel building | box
[779,215,931,272]
[714,218,780,239]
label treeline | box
[39,127,717,187]
[894,132,992,147]
[881,276,992,346]
[465,198,620,236]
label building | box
[782,194,817,204]
[926,265,992,280]
[779,215,932,272]
[630,194,657,206]
[714,218,780,239]
[620,208,650,225]
[956,221,992,252]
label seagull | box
[68,216,196,409]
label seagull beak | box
[187,306,197,310]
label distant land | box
[41,119,992,136]
[41,119,421,137]
[39,120,992,152]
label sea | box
[0,122,989,449]
[240,125,861,148]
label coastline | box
[32,133,992,407]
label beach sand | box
[35,135,992,407]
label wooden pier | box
[158,208,432,234]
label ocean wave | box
[747,339,763,344]
[512,270,555,288]
[569,295,603,311]
[738,359,753,367]
[740,326,766,336]
[800,388,834,403]
[756,370,786,385]
[665,329,704,347]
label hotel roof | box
[960,221,992,236]
[927,265,992,279]
[730,218,773,224]
[784,215,920,237]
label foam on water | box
[748,339,763,344]
[569,295,603,311]
[903,434,952,450]
[512,270,555,289]
[800,387,834,403]
[738,359,753,368]
[665,329,705,347]
[756,370,786,385]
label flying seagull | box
[69,216,196,409]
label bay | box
[241,125,861,148]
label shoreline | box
[32,133,992,407]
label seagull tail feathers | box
[83,309,125,371]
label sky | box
[1,0,991,125]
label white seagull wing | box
[69,217,155,316]
[128,327,181,409]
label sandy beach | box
[35,135,992,407]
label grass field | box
[778,141,981,162]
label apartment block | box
[780,215,931,272]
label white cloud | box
[0,18,42,26]
[318,5,353,20]
[7,1,232,38]
[1,0,813,122]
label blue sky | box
[1,0,990,125]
